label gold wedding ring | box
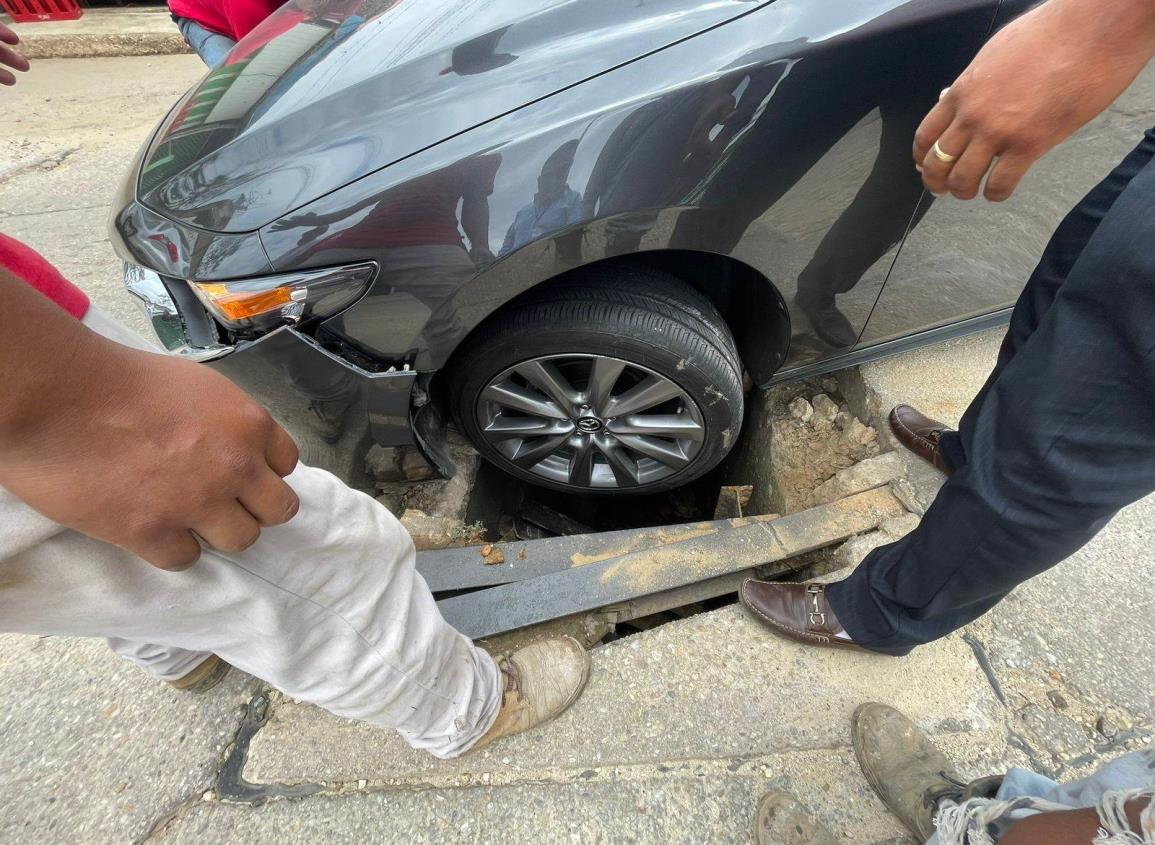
[931,140,957,164]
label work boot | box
[168,654,232,693]
[468,637,590,752]
[852,703,1002,840]
[754,792,839,845]
[889,405,955,475]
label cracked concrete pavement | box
[2,57,1153,843]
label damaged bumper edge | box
[125,263,417,489]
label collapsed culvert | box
[366,376,918,650]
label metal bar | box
[436,488,904,639]
[417,517,778,592]
[604,564,789,626]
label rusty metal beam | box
[434,488,904,640]
[416,517,778,592]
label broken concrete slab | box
[242,605,1013,801]
[375,442,481,523]
[810,451,907,506]
[889,460,947,517]
[397,510,484,551]
[830,512,921,571]
[838,330,1002,453]
[728,381,881,515]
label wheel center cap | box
[576,416,603,433]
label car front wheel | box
[446,266,745,495]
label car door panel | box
[859,5,1155,349]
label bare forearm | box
[0,265,299,570]
[0,268,136,451]
[1000,798,1150,845]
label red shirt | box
[0,234,88,320]
[167,0,284,41]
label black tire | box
[446,268,745,495]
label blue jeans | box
[926,746,1155,844]
[174,17,236,68]
[828,128,1155,654]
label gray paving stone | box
[0,635,255,843]
[243,606,1008,788]
[158,750,913,844]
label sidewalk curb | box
[7,9,192,59]
[19,33,190,58]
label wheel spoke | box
[596,436,639,487]
[606,414,704,441]
[605,375,682,417]
[482,382,568,419]
[513,360,579,412]
[477,354,707,490]
[568,437,595,487]
[511,433,572,468]
[484,415,573,441]
[614,434,691,469]
[586,357,627,415]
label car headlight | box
[189,263,377,333]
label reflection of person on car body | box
[581,78,740,258]
[501,141,583,259]
[743,0,1155,839]
[167,0,282,67]
[0,30,587,759]
[669,7,978,349]
[168,0,351,68]
[270,152,502,369]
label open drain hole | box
[457,452,763,643]
[404,378,881,645]
[463,458,730,541]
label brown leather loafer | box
[889,405,954,475]
[739,580,864,651]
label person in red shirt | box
[167,0,284,66]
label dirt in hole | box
[727,376,880,515]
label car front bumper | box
[123,264,418,489]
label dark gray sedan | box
[113,0,1123,495]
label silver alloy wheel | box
[475,354,706,490]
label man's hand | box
[914,0,1155,201]
[1,23,31,86]
[0,273,300,570]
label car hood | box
[137,0,765,234]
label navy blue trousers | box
[826,129,1155,655]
